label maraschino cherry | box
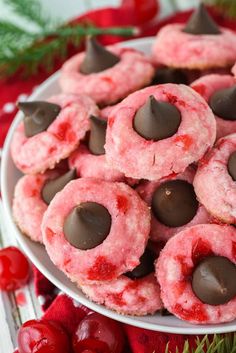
[0,246,30,291]
[17,319,70,353]
[73,312,125,353]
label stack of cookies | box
[11,4,236,324]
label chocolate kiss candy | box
[18,101,61,138]
[133,95,181,141]
[152,180,198,227]
[88,115,107,155]
[183,3,221,35]
[80,36,120,75]
[41,169,77,205]
[151,67,188,85]
[160,309,173,316]
[192,256,236,305]
[63,202,111,250]
[227,151,236,181]
[125,248,156,280]
[209,86,236,121]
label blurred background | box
[0,0,199,24]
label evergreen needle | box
[3,0,52,29]
[0,0,136,78]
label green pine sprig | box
[204,0,236,18]
[163,334,236,353]
[0,0,137,78]
[6,0,53,29]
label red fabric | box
[42,293,91,334]
[32,265,58,311]
[27,269,203,353]
[3,5,236,353]
[124,325,198,353]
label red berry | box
[0,246,30,291]
[73,313,125,353]
[17,319,70,353]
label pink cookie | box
[152,24,236,70]
[193,134,236,224]
[13,171,57,243]
[60,46,154,106]
[68,144,124,182]
[191,74,236,139]
[80,246,163,316]
[11,94,98,174]
[156,224,236,324]
[42,178,150,284]
[13,167,76,243]
[137,167,211,243]
[105,84,216,181]
[81,273,162,316]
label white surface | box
[2,36,236,335]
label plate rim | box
[2,36,236,334]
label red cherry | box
[0,246,30,291]
[72,313,125,353]
[17,319,70,353]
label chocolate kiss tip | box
[63,202,111,250]
[183,3,221,35]
[88,115,107,156]
[41,169,77,205]
[210,85,236,121]
[133,95,181,141]
[125,248,155,280]
[192,256,236,305]
[19,101,61,138]
[80,36,120,75]
[89,115,107,127]
[152,180,198,228]
[18,101,35,115]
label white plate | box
[2,37,236,334]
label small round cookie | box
[42,178,150,284]
[156,224,236,324]
[80,248,163,316]
[69,144,124,182]
[69,114,124,182]
[152,5,236,70]
[60,37,154,106]
[105,84,216,181]
[137,167,211,243]
[191,74,236,139]
[11,94,98,174]
[13,169,76,243]
[193,134,236,224]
